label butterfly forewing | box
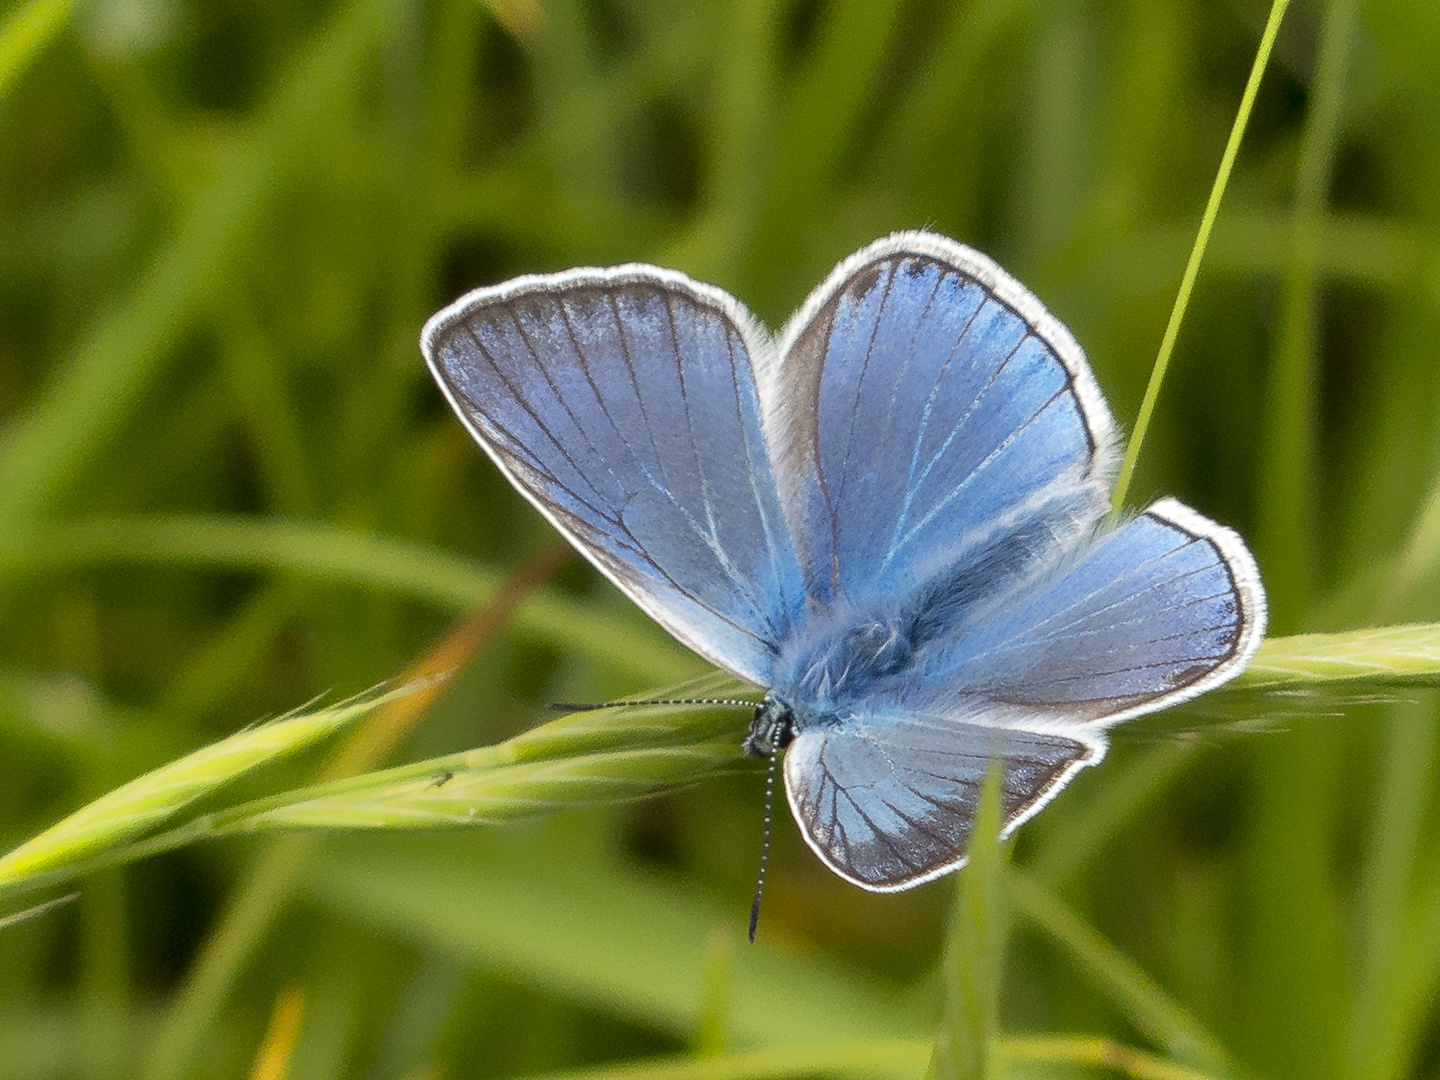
[423,270,804,685]
[772,234,1118,610]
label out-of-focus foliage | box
[4,0,1440,1078]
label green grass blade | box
[1378,866,1440,1079]
[875,0,1029,180]
[0,0,73,100]
[1009,871,1234,1073]
[742,0,903,299]
[1027,742,1198,886]
[0,0,390,532]
[460,1038,1225,1080]
[1347,697,1439,1080]
[387,1041,932,1080]
[0,514,697,683]
[0,683,415,890]
[930,764,1007,1080]
[1109,0,1291,514]
[143,836,311,1080]
[304,834,929,1049]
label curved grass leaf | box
[0,0,74,101]
[0,682,418,890]
[304,833,929,1051]
[998,1037,1230,1080]
[422,1038,1224,1080]
[1008,872,1234,1073]
[0,515,696,684]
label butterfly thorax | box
[744,613,921,758]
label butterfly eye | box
[743,697,795,759]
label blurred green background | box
[4,0,1440,1077]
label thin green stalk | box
[929,765,1008,1080]
[0,891,78,929]
[1109,0,1291,515]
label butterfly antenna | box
[547,697,757,712]
[748,743,780,943]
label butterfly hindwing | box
[423,268,804,684]
[780,500,1264,891]
[784,715,1097,890]
[930,498,1267,722]
[771,233,1118,610]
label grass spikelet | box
[1235,624,1440,690]
[0,682,419,889]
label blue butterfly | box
[421,232,1267,893]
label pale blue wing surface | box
[927,499,1266,720]
[773,233,1117,609]
[784,715,1095,890]
[422,269,805,684]
[778,498,1263,891]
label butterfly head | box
[743,695,796,759]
